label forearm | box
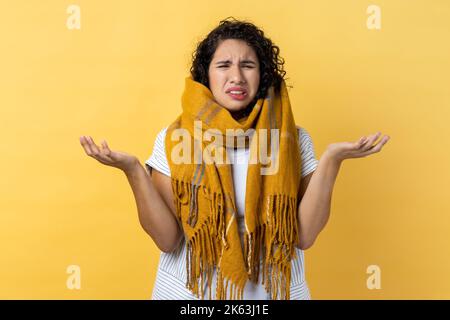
[297,150,342,249]
[124,160,182,252]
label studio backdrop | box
[1,0,449,299]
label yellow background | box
[1,0,449,299]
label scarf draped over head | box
[165,76,302,300]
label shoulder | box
[146,127,171,176]
[153,127,169,150]
[295,126,314,145]
[156,127,169,140]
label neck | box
[230,99,257,121]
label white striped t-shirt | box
[146,126,319,300]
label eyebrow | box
[215,59,257,65]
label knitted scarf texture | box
[165,76,301,300]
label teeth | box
[229,91,245,94]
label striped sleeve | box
[298,127,319,178]
[145,127,171,177]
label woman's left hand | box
[325,131,391,164]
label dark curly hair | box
[190,17,288,101]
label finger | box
[87,136,101,154]
[100,139,116,161]
[87,136,113,162]
[360,134,390,156]
[354,138,364,149]
[101,139,111,156]
[361,132,381,152]
[80,136,94,156]
[357,136,368,148]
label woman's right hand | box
[79,135,139,173]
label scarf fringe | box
[244,194,299,300]
[185,224,216,299]
[173,179,227,245]
[185,217,246,300]
[173,178,300,300]
[174,178,240,299]
[216,270,246,300]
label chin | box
[217,94,256,113]
[226,99,252,111]
[225,105,247,114]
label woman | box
[79,18,390,300]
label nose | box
[229,65,246,84]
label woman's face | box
[208,39,260,115]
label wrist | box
[123,157,141,176]
[323,147,344,167]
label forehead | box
[211,39,257,60]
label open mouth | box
[226,90,247,101]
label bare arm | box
[125,161,183,253]
[296,151,340,250]
[79,135,183,253]
[296,131,390,250]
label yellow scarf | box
[165,76,301,300]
